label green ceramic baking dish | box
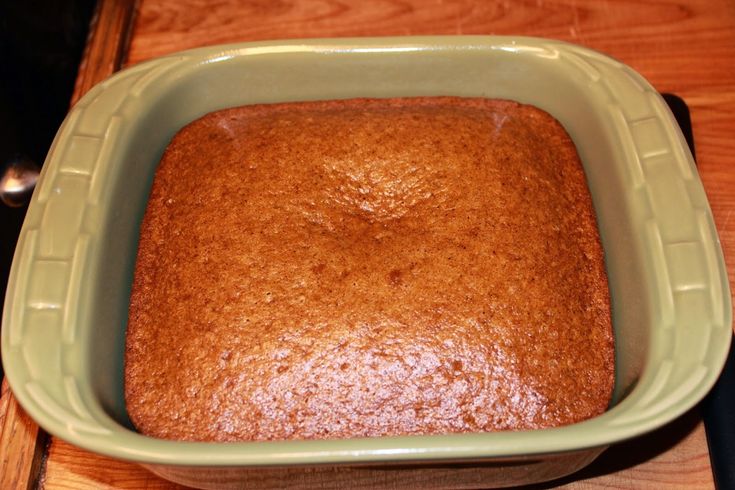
[2,36,731,489]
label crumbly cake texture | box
[125,97,614,442]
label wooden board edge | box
[0,378,48,490]
[71,0,139,106]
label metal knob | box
[0,155,40,207]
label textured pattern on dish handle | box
[1,38,731,471]
[554,44,729,427]
[4,56,189,437]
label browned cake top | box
[125,97,614,442]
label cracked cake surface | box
[125,97,614,442]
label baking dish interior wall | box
[83,46,648,426]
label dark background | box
[0,0,97,374]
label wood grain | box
[44,440,185,490]
[125,0,735,92]
[71,0,138,105]
[5,0,734,488]
[0,379,46,490]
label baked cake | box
[125,97,614,442]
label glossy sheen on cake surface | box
[125,97,614,442]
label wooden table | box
[2,0,734,488]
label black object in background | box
[663,93,734,490]
[0,1,97,379]
[662,93,695,160]
[704,344,735,490]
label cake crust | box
[125,97,614,442]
